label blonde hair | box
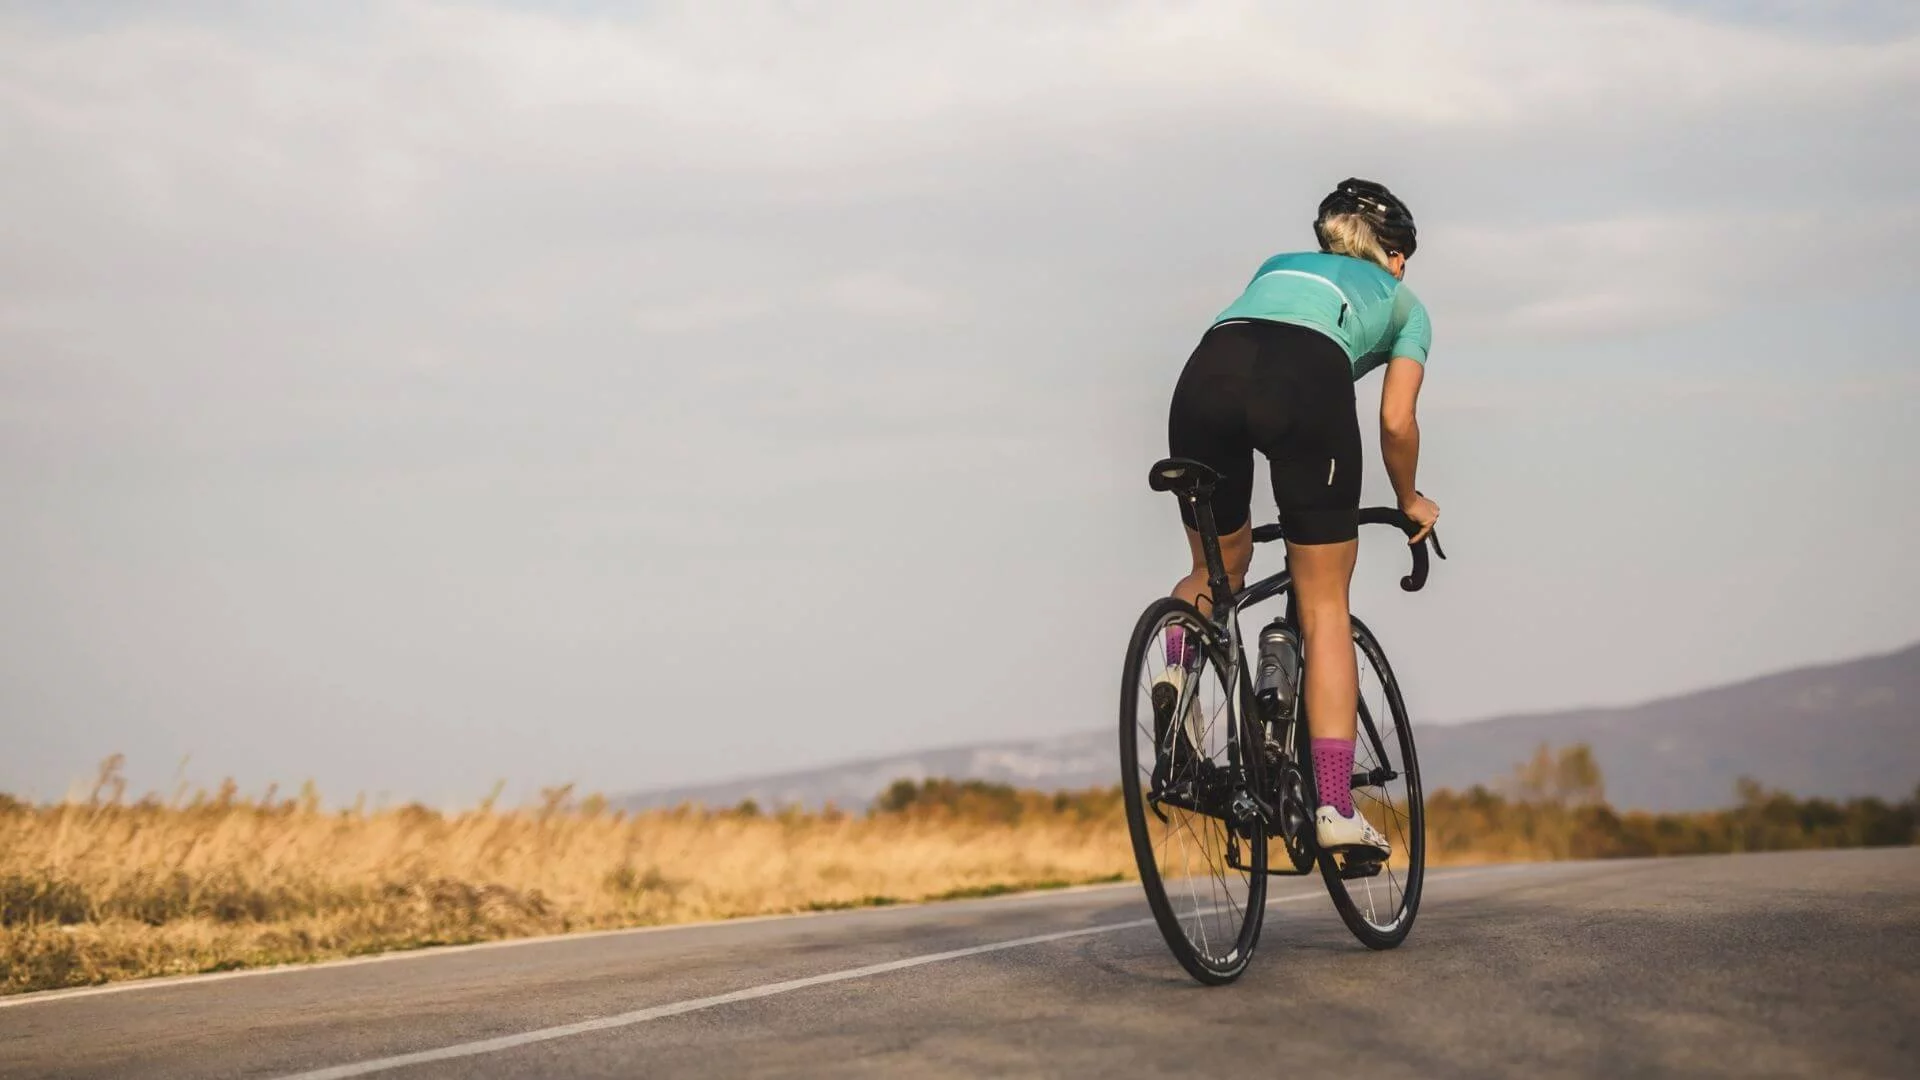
[1317,213,1395,272]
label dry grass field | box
[4,752,1911,996]
[1,763,1131,995]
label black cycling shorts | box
[1167,319,1361,544]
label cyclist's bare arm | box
[1380,357,1439,543]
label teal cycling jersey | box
[1212,252,1431,380]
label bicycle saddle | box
[1147,457,1218,496]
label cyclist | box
[1159,178,1439,858]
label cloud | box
[0,1,1912,359]
[632,272,953,335]
[387,1,1917,147]
[819,273,950,320]
[633,297,775,336]
[2,1,1918,800]
[2,0,1912,491]
[1428,203,1920,340]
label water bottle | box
[1254,622,1300,719]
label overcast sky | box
[3,0,1917,805]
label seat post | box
[1188,496,1234,622]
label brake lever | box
[1429,528,1446,561]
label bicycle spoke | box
[1180,814,1208,954]
[1121,603,1265,981]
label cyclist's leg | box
[1259,323,1362,742]
[1255,324,1377,843]
[1167,324,1258,615]
[1177,523,1252,615]
[1291,537,1385,850]
[1285,538,1358,744]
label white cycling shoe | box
[1150,669,1204,745]
[1314,804,1391,858]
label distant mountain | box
[621,729,1119,816]
[1417,641,1917,811]
[618,642,1919,814]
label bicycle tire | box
[1312,616,1425,950]
[1119,596,1268,984]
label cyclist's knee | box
[1184,524,1254,581]
[1221,527,1253,575]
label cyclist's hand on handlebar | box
[1400,493,1440,544]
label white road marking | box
[3,864,1567,1013]
[274,891,1338,1080]
[0,879,1145,1011]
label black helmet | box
[1314,178,1417,258]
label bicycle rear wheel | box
[1314,616,1425,949]
[1119,597,1267,984]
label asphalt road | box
[3,848,1916,1079]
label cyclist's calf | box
[1175,522,1252,615]
[1287,538,1361,744]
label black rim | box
[1120,598,1267,983]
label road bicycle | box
[1120,456,1443,984]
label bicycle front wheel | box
[1119,597,1267,985]
[1314,616,1425,949]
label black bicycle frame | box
[1184,492,1430,795]
[1186,499,1294,630]
[1219,534,1400,792]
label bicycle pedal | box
[1337,854,1386,880]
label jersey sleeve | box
[1389,285,1432,364]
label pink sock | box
[1165,625,1200,671]
[1312,737,1355,815]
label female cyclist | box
[1161,178,1439,857]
